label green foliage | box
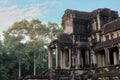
[47,22,63,40]
[0,42,18,80]
[0,19,63,80]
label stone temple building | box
[24,8,120,80]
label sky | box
[0,0,120,40]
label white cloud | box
[0,0,60,42]
[30,0,60,7]
[0,0,9,5]
[0,5,43,28]
[0,0,60,34]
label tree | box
[3,19,48,77]
[27,19,48,41]
[0,41,8,80]
[3,19,28,78]
[2,19,63,79]
[26,19,48,75]
[44,22,63,44]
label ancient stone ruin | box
[25,8,120,80]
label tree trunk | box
[34,53,36,76]
[18,60,21,78]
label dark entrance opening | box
[81,49,86,67]
[65,49,69,67]
[109,49,114,65]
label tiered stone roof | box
[103,18,120,34]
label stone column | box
[97,52,101,67]
[97,13,101,30]
[69,48,71,68]
[118,44,120,64]
[71,35,75,69]
[60,49,63,68]
[48,48,52,69]
[56,43,61,69]
[70,48,73,68]
[77,49,80,68]
[85,50,89,67]
[104,48,110,65]
[48,48,53,80]
[62,50,65,68]
[113,51,117,65]
[91,49,96,67]
[71,53,75,68]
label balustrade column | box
[104,48,110,65]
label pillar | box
[77,48,80,68]
[48,48,52,69]
[71,35,75,69]
[62,49,65,68]
[60,49,63,68]
[104,48,110,65]
[69,48,71,68]
[97,13,101,30]
[118,44,120,64]
[74,50,77,69]
[85,50,89,67]
[113,51,117,65]
[97,52,101,67]
[71,53,75,68]
[90,49,96,67]
[48,48,53,80]
[56,43,61,69]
